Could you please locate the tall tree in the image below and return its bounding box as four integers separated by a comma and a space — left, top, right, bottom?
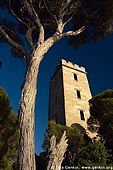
0, 1, 113, 169
88, 89, 113, 163
0, 87, 18, 170
78, 141, 109, 167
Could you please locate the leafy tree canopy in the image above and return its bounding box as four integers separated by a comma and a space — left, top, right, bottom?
43, 120, 84, 150
88, 89, 113, 136
88, 89, 113, 162
43, 120, 85, 167
41, 121, 111, 169
78, 141, 109, 167
0, 0, 113, 63
0, 87, 18, 170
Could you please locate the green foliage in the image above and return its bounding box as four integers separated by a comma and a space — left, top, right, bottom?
70, 0, 113, 48
78, 141, 108, 167
43, 121, 85, 166
88, 89, 113, 162
0, 87, 19, 170
43, 120, 84, 151
0, 87, 11, 115
1, 0, 113, 59
42, 120, 111, 168
89, 89, 113, 138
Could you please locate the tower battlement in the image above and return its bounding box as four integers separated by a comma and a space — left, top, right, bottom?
61, 59, 86, 73
49, 59, 93, 136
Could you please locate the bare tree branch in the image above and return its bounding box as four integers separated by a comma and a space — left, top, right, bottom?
63, 11, 77, 26
59, 0, 72, 20
7, 0, 29, 27
42, 0, 57, 23
8, 0, 36, 52
56, 20, 64, 34
25, 26, 35, 51
0, 26, 30, 67
26, 0, 45, 44
62, 26, 85, 37
51, 25, 85, 45
27, 0, 42, 27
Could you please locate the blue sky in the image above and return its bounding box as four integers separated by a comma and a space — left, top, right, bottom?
0, 32, 113, 155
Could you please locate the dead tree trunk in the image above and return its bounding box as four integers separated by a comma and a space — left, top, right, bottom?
47, 131, 68, 170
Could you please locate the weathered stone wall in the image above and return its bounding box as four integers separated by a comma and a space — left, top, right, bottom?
61, 59, 92, 132
49, 59, 93, 135
48, 65, 66, 125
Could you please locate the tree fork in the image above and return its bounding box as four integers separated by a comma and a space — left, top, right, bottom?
17, 25, 84, 169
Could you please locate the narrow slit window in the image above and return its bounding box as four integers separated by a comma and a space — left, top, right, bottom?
77, 90, 81, 99
80, 110, 85, 121
74, 74, 78, 81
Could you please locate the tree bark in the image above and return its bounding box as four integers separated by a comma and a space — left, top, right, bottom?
18, 38, 56, 170
17, 24, 84, 169
18, 57, 41, 170
47, 131, 68, 170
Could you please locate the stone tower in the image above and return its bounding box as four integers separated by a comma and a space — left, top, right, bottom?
48, 59, 92, 133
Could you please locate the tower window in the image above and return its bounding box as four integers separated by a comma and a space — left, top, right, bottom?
74, 74, 78, 80
77, 90, 81, 99
80, 110, 85, 121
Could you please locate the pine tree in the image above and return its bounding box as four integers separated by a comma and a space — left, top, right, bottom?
0, 87, 18, 170
1, 1, 113, 169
